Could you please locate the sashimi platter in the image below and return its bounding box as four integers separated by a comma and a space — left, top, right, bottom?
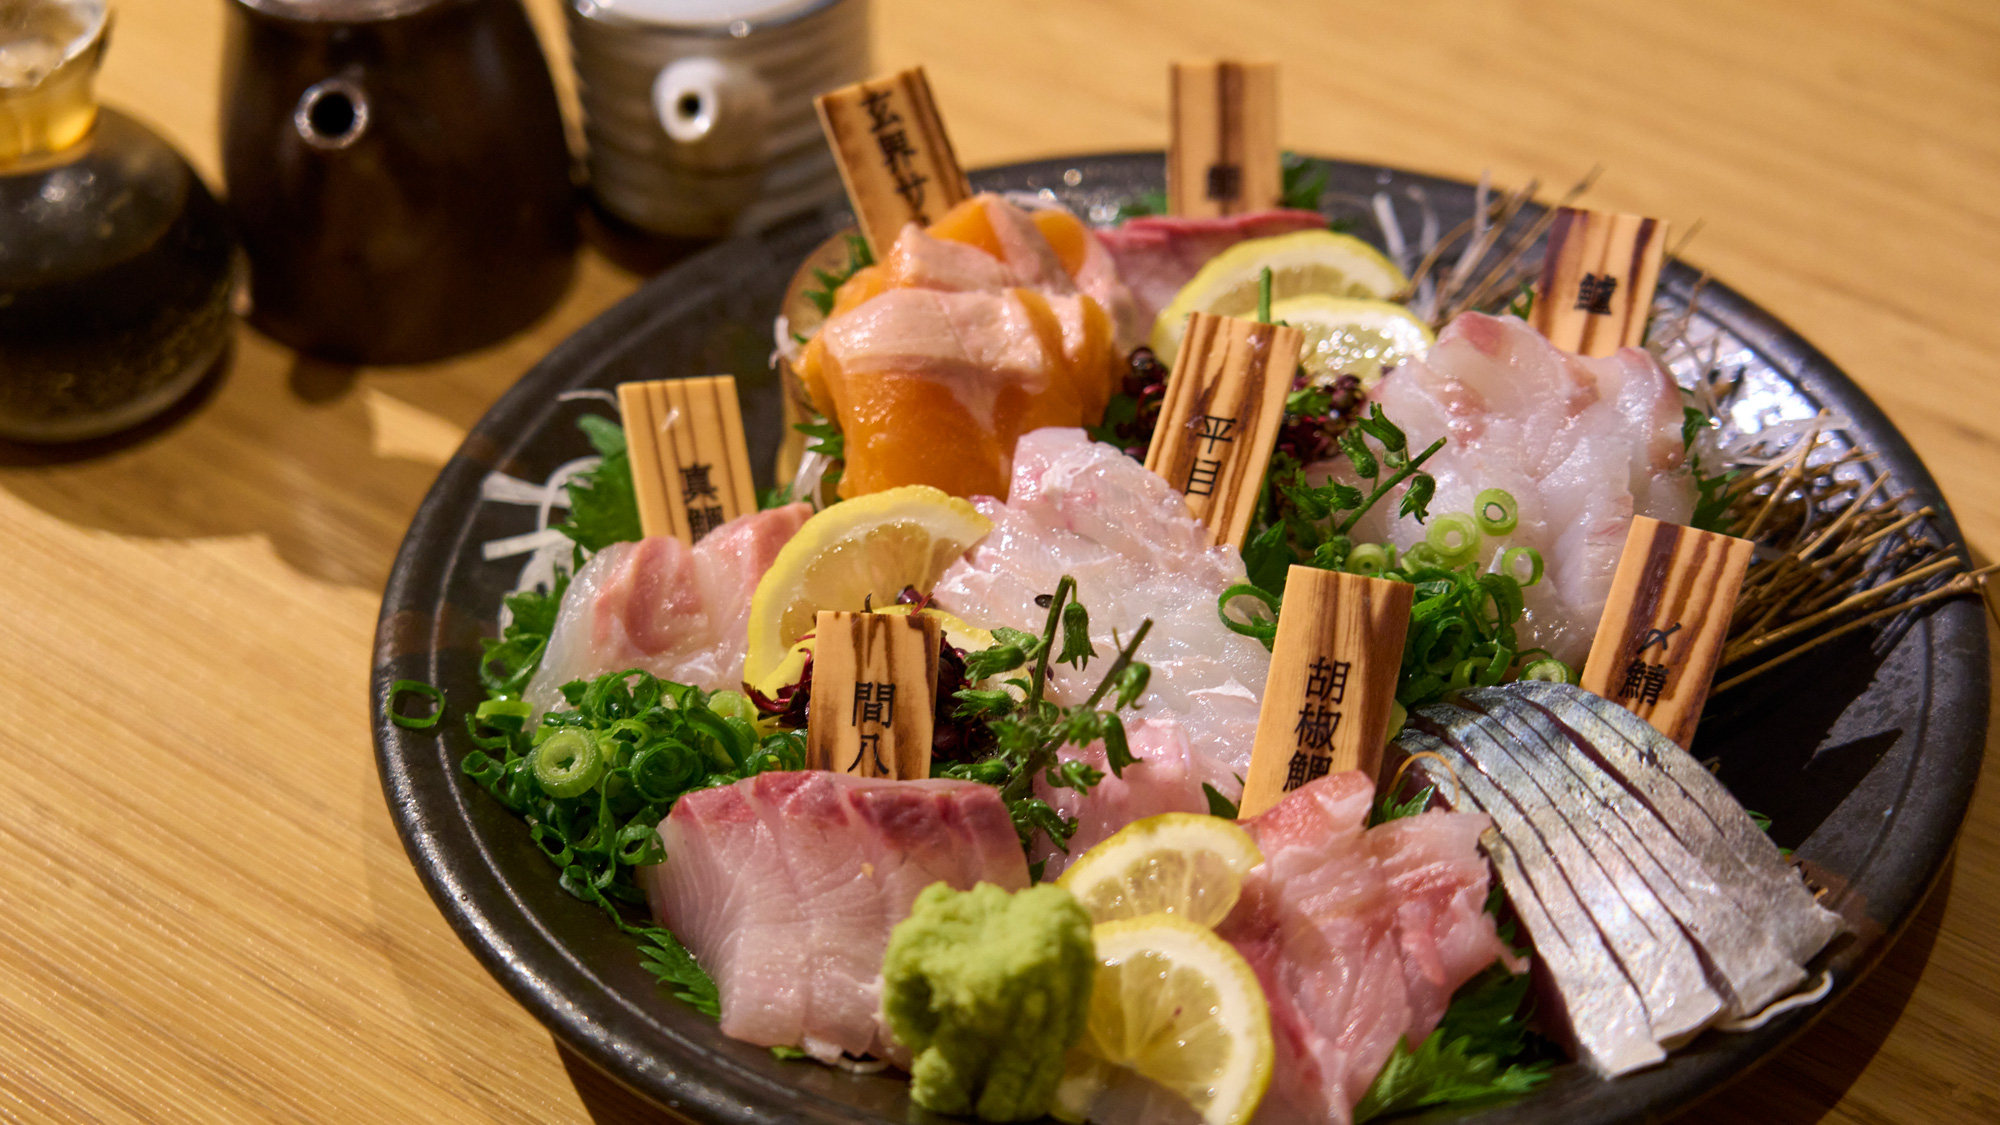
373, 63, 1990, 1125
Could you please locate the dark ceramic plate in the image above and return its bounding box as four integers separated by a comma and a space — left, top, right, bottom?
373, 154, 1989, 1124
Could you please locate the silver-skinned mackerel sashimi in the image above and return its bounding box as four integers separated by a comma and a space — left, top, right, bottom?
1400, 683, 1842, 1076
1462, 689, 1807, 1014
642, 772, 1029, 1065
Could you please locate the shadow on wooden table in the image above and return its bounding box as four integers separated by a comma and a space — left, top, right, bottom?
0, 324, 458, 590
543, 859, 1956, 1125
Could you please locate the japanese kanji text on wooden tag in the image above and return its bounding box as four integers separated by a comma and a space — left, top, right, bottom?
1529, 207, 1669, 357
617, 377, 758, 544
1580, 516, 1755, 748
1237, 567, 1414, 818
1145, 312, 1301, 548
806, 611, 942, 779
815, 66, 970, 257
1168, 60, 1280, 217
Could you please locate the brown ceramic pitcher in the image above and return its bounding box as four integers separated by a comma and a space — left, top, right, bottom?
221, 0, 578, 365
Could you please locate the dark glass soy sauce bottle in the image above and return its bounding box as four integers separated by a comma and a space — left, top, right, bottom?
0, 0, 236, 442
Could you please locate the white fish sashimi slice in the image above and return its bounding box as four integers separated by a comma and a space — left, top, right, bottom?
932, 427, 1271, 798
645, 772, 1028, 1063
1322, 312, 1694, 668
525, 503, 811, 711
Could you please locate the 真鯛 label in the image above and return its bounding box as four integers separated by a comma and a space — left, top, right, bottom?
815, 67, 971, 257
1529, 207, 1669, 357
1145, 312, 1302, 549
1238, 567, 1414, 818
806, 611, 942, 780
1580, 516, 1755, 748
618, 376, 758, 544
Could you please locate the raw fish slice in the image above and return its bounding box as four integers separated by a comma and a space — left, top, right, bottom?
1414, 706, 1724, 1043
526, 503, 813, 712
933, 428, 1271, 798
1463, 690, 1805, 1014
1399, 727, 1665, 1076
1326, 313, 1694, 667
1512, 683, 1842, 965
1092, 209, 1330, 326
646, 772, 1028, 1063
1219, 773, 1511, 1124
1031, 718, 1211, 878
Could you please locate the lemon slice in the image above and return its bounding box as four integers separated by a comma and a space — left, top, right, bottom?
1268, 294, 1434, 385
1152, 230, 1408, 364
743, 486, 992, 687
1058, 813, 1264, 928
1078, 916, 1274, 1125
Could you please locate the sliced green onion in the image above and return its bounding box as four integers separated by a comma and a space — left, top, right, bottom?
386, 680, 445, 729
704, 690, 758, 726
1474, 488, 1518, 535
532, 729, 605, 798
1500, 546, 1544, 587
474, 697, 534, 732
1521, 658, 1577, 684
1347, 543, 1391, 577
1426, 513, 1481, 565
463, 711, 513, 752
1400, 542, 1443, 571
1448, 658, 1480, 691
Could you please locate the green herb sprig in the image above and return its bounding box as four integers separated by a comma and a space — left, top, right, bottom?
1353, 967, 1553, 1122
559, 415, 644, 553
941, 576, 1154, 863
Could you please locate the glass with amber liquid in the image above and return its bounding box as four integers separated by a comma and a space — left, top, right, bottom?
0, 0, 234, 442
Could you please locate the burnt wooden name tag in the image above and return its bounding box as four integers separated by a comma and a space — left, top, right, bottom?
1580, 516, 1755, 747
1144, 312, 1301, 549
1169, 60, 1280, 217
815, 66, 971, 257
1238, 567, 1414, 818
1529, 207, 1668, 357
806, 611, 942, 779
618, 377, 758, 544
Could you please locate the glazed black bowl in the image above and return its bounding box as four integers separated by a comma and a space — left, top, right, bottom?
372, 154, 1988, 1124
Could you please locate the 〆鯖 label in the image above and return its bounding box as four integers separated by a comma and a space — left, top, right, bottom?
1579, 516, 1754, 748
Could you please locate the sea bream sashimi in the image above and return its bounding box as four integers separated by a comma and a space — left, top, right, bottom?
1216, 772, 1514, 1125
525, 503, 812, 712
932, 427, 1272, 803
793, 194, 1138, 501
1320, 312, 1696, 667
643, 771, 1029, 1064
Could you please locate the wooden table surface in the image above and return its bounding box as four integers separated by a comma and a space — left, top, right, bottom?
4, 0, 1995, 1121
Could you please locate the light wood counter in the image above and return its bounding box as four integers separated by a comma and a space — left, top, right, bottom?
3, 1, 1993, 1121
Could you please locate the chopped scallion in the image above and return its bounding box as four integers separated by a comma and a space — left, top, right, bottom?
385, 680, 445, 729
1474, 488, 1518, 535
1521, 658, 1577, 684
532, 729, 605, 798
1348, 543, 1391, 577
1500, 546, 1543, 587
1426, 513, 1481, 566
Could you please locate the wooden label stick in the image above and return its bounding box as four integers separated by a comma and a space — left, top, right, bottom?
1580, 516, 1755, 748
1529, 207, 1669, 356
806, 611, 942, 779
1238, 567, 1414, 819
1168, 60, 1281, 217
815, 66, 971, 257
1144, 312, 1302, 548
617, 376, 758, 544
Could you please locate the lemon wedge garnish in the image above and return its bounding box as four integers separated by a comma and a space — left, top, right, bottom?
1152, 230, 1408, 364
743, 486, 992, 687
1075, 916, 1274, 1125
1058, 813, 1264, 929
1267, 294, 1434, 385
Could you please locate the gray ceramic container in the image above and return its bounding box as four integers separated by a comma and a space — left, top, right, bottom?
566, 0, 869, 239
